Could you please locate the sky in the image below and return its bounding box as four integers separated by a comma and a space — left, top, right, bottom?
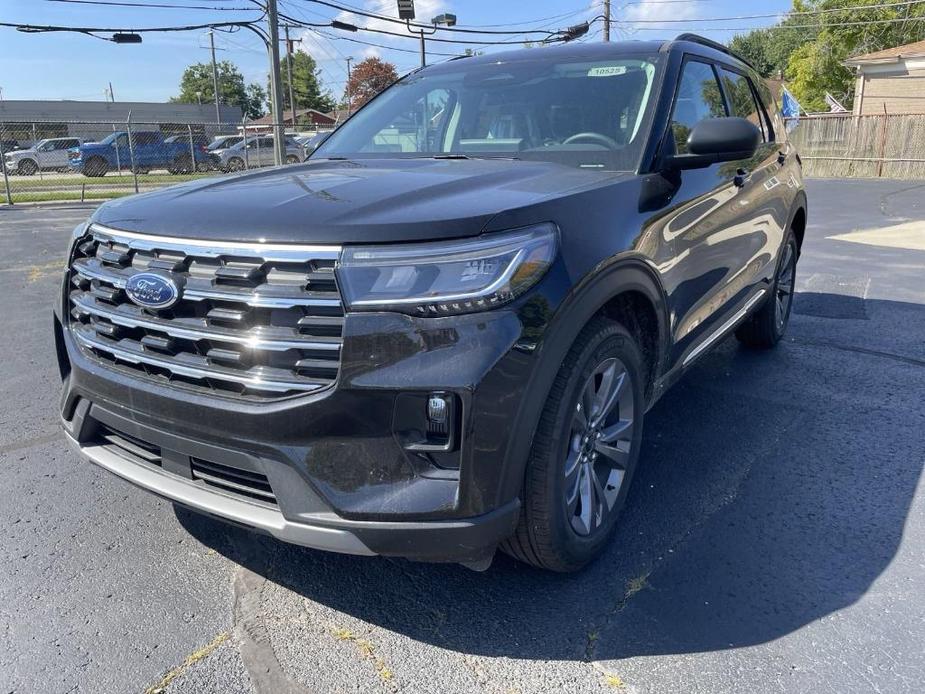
0, 0, 793, 104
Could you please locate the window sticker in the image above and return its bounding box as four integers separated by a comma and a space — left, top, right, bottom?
587, 65, 627, 77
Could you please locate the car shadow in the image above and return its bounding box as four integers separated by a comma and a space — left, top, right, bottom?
177, 293, 924, 662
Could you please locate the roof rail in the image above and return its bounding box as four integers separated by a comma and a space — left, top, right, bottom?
674, 33, 758, 72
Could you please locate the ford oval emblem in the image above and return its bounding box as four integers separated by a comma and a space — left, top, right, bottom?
125, 272, 181, 310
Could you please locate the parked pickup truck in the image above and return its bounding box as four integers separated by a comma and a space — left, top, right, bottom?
68, 131, 209, 177
4, 137, 84, 175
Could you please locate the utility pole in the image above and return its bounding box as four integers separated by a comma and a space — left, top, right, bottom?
283, 24, 297, 128
345, 56, 353, 116
418, 28, 426, 67
209, 29, 221, 123
603, 0, 611, 42
107, 81, 115, 102
266, 0, 286, 165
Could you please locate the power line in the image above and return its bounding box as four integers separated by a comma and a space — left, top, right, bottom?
288, 0, 571, 36
618, 0, 925, 23
626, 16, 925, 31
42, 0, 259, 10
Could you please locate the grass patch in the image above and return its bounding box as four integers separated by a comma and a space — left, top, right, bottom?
9, 172, 214, 188
9, 190, 136, 203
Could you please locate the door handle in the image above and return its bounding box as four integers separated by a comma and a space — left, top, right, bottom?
734, 168, 749, 187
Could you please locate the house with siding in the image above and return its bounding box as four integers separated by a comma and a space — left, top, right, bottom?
845, 39, 925, 115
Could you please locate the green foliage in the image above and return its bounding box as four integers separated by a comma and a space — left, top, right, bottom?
732, 0, 925, 111
173, 60, 266, 119
278, 52, 335, 114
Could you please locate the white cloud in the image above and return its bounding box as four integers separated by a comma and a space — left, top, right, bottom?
621, 0, 701, 37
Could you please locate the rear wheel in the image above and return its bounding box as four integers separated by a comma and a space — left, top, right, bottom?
501, 318, 645, 572
286, 154, 300, 164
83, 157, 108, 177
736, 230, 798, 349
227, 157, 245, 172
168, 155, 192, 175
18, 159, 38, 176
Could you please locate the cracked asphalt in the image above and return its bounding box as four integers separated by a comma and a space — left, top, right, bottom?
2, 178, 924, 694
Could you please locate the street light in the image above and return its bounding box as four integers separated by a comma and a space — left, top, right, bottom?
409, 12, 458, 68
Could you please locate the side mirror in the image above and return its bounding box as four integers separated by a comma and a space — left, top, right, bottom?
665, 117, 760, 171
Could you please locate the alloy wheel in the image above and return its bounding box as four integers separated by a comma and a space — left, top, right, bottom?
775, 241, 796, 331
564, 357, 635, 536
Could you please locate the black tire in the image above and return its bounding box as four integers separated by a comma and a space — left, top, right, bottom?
501, 317, 646, 572
169, 155, 192, 175
83, 157, 108, 177
736, 230, 798, 349
18, 159, 38, 176
286, 154, 300, 164
227, 157, 245, 172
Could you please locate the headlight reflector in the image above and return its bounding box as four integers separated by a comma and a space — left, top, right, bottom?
337, 223, 558, 315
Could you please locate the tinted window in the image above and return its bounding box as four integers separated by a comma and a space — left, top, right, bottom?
718, 68, 767, 141
671, 60, 726, 154
61, 139, 79, 149
134, 132, 160, 145
317, 54, 663, 172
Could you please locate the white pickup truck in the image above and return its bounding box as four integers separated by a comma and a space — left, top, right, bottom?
4, 137, 84, 175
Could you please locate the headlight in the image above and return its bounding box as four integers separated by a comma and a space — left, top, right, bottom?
337, 223, 558, 316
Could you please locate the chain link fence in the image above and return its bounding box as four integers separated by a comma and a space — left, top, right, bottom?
786, 112, 925, 179
1, 119, 333, 204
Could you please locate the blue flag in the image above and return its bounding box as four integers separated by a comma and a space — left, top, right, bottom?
781, 88, 802, 119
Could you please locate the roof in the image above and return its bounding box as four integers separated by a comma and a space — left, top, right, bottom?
422, 37, 752, 74
845, 39, 925, 65
0, 100, 242, 124
250, 108, 335, 125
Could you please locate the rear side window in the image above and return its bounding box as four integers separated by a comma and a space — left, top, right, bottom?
718, 68, 771, 142
670, 60, 726, 154
134, 132, 160, 145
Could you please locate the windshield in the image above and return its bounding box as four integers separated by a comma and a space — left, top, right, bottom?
315, 53, 662, 171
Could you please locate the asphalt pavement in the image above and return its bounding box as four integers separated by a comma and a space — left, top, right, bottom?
1, 179, 923, 694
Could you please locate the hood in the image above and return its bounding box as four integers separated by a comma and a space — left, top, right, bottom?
91, 158, 629, 244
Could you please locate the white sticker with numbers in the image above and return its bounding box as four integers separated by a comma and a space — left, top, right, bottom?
587, 66, 627, 77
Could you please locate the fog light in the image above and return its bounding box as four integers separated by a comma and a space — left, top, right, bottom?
427, 393, 449, 433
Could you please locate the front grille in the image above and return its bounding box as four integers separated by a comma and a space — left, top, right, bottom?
67, 224, 344, 398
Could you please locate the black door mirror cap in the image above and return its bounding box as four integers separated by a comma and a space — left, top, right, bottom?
665, 117, 761, 171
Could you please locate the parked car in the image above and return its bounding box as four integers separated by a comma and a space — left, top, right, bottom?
55, 35, 805, 572
211, 135, 304, 171
208, 135, 244, 151
165, 133, 211, 149
298, 131, 333, 156
4, 137, 84, 175
68, 130, 210, 177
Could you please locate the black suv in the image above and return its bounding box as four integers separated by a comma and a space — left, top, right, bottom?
55, 35, 805, 572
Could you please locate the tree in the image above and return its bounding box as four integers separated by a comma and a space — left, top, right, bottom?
173, 60, 266, 120
346, 57, 399, 109
731, 0, 925, 111
785, 0, 925, 111
277, 51, 335, 116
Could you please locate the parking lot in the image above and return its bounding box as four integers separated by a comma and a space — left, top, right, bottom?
1, 178, 923, 693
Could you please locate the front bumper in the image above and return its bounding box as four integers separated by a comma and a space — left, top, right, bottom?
54, 290, 549, 561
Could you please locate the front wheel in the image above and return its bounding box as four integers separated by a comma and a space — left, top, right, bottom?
18, 159, 38, 176
286, 154, 300, 164
501, 318, 646, 572
736, 230, 798, 349
227, 157, 245, 172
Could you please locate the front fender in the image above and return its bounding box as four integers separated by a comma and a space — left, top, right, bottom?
494, 256, 670, 506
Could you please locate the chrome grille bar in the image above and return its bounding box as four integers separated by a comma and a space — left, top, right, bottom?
70, 291, 340, 352
67, 224, 345, 397
73, 326, 326, 393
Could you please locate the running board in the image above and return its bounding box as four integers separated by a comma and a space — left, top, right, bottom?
682, 289, 768, 368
